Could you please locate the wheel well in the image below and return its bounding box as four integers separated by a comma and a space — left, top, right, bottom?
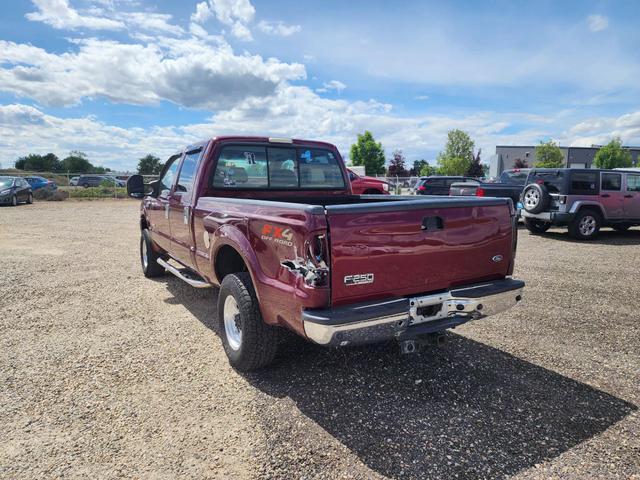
215, 245, 248, 281
140, 216, 149, 230
363, 188, 382, 194
576, 204, 604, 219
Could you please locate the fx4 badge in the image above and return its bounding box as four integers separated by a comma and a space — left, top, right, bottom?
261, 224, 294, 247
344, 273, 374, 286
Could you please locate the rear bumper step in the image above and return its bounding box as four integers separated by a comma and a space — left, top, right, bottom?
302, 278, 524, 346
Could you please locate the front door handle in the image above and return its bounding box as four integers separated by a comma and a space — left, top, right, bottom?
624, 194, 633, 198
601, 194, 610, 198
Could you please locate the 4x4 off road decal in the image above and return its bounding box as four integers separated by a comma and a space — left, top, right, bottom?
261, 224, 294, 247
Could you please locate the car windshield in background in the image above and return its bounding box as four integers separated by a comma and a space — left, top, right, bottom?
499, 170, 529, 185
527, 171, 565, 193
0, 178, 14, 188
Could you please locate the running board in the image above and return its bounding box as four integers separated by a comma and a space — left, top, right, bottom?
157, 258, 212, 288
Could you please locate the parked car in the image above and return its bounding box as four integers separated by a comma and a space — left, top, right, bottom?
520, 168, 640, 240
348, 169, 390, 194
449, 169, 531, 212
77, 175, 122, 187
24, 175, 57, 191
415, 176, 479, 195
0, 176, 33, 206
127, 136, 524, 370
69, 176, 79, 186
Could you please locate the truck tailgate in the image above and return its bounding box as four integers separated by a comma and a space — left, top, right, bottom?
325, 198, 514, 306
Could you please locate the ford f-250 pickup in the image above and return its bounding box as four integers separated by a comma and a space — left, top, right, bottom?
127, 136, 524, 371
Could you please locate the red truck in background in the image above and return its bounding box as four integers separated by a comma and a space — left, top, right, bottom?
348, 169, 390, 194
128, 136, 524, 371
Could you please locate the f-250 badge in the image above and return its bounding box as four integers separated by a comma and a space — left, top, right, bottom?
344, 273, 374, 286
261, 224, 294, 247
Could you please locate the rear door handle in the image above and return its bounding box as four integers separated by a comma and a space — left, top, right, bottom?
422, 216, 444, 231
601, 194, 610, 198
624, 194, 633, 198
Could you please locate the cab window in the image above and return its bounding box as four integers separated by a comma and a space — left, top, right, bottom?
175, 149, 201, 195
627, 174, 640, 192
601, 173, 621, 191
159, 155, 181, 196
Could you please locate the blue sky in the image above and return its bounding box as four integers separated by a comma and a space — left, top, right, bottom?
0, 0, 639, 171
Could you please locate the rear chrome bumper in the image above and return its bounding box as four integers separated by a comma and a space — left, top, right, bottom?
302, 278, 524, 346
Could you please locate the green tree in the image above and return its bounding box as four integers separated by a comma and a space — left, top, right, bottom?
535, 140, 564, 168
411, 159, 427, 176
419, 162, 436, 177
137, 154, 163, 175
61, 151, 93, 173
593, 138, 633, 169
387, 150, 408, 177
442, 129, 475, 162
15, 153, 61, 171
349, 131, 386, 175
437, 129, 474, 175
466, 149, 484, 177
437, 156, 472, 176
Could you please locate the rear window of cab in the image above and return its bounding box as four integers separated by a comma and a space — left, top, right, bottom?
212, 145, 345, 190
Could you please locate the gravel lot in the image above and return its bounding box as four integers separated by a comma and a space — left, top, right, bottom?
1, 200, 639, 479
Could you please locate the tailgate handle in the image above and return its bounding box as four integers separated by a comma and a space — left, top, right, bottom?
421, 216, 444, 231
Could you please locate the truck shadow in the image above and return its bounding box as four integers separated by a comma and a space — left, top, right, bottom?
163, 278, 636, 479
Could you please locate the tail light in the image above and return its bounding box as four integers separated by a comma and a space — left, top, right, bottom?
476, 187, 486, 197
417, 185, 426, 191
558, 195, 567, 204
304, 233, 329, 287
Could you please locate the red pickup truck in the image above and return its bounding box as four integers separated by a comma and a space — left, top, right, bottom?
128, 136, 524, 370
348, 169, 390, 194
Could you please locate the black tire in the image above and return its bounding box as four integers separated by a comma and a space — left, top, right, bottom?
568, 209, 602, 240
26, 193, 33, 204
140, 229, 165, 277
612, 224, 630, 232
11, 195, 17, 206
217, 272, 279, 371
524, 217, 551, 234
522, 183, 550, 214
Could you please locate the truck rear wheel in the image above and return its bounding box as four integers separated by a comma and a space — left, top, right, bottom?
524, 217, 551, 234
217, 272, 279, 371
140, 229, 165, 277
568, 209, 601, 240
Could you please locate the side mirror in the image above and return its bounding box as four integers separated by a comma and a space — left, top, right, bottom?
127, 174, 145, 199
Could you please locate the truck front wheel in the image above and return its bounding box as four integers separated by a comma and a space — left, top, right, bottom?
568, 209, 601, 240
140, 229, 166, 277
217, 272, 279, 371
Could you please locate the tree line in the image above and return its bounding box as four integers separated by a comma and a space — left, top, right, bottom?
349, 130, 635, 177
12, 151, 164, 175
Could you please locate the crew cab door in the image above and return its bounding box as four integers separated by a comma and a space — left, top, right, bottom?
624, 173, 640, 219
600, 172, 624, 219
146, 154, 181, 252
167, 148, 203, 268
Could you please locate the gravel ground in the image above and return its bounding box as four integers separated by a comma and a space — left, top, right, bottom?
1, 200, 639, 479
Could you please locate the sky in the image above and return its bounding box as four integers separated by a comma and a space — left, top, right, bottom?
0, 0, 639, 171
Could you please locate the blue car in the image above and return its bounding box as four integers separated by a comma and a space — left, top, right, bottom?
24, 176, 57, 191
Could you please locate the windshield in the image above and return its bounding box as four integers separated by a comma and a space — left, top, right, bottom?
0, 178, 14, 188
499, 170, 529, 185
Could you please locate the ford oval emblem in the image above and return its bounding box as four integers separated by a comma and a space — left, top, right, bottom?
492, 255, 503, 263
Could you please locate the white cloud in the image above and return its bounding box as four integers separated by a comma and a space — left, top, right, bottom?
0, 37, 305, 109
257, 20, 301, 37
415, 95, 429, 101
210, 0, 255, 25
230, 21, 253, 41
316, 80, 346, 94
587, 14, 609, 32
191, 1, 212, 23
26, 0, 125, 30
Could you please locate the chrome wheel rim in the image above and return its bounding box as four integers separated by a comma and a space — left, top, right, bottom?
579, 215, 596, 236
223, 295, 242, 351
141, 240, 148, 269
524, 189, 539, 209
